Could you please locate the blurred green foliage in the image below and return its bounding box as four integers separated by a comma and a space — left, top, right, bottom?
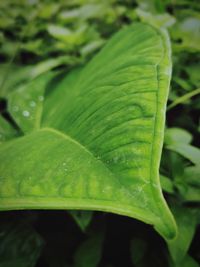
0, 0, 200, 267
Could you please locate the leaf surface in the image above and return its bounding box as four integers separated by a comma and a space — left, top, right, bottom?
0, 115, 18, 142
0, 23, 176, 240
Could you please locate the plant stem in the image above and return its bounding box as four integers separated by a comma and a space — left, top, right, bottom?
167, 88, 200, 110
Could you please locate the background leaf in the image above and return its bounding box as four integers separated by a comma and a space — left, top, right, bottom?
0, 217, 43, 267
167, 205, 199, 264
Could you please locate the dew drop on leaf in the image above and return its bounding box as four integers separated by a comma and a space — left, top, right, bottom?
22, 110, 30, 117
29, 101, 36, 107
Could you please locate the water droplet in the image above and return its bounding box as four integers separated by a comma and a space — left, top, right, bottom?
38, 95, 44, 102
12, 106, 19, 112
22, 110, 30, 117
29, 101, 36, 107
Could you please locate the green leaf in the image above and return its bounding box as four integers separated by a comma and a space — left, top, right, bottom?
177, 165, 200, 202
0, 220, 43, 267
169, 254, 200, 267
8, 72, 55, 133
167, 88, 200, 110
130, 238, 147, 267
164, 127, 193, 145
160, 175, 174, 194
0, 115, 18, 142
179, 185, 200, 202
171, 17, 200, 52
178, 255, 200, 267
167, 205, 199, 264
166, 144, 200, 165
47, 24, 88, 46
184, 165, 200, 187
136, 9, 176, 28
0, 64, 33, 98
59, 4, 106, 22
0, 23, 177, 240
73, 230, 104, 267
69, 210, 93, 232
165, 128, 200, 165
30, 57, 80, 79
185, 63, 200, 88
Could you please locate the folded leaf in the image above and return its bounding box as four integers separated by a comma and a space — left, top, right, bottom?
0, 23, 177, 240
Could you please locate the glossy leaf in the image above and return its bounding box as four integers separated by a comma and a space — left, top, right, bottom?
0, 23, 176, 240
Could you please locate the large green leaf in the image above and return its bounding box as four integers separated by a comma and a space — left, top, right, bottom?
0, 23, 177, 240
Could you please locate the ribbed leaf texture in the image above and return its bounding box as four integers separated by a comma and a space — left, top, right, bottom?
0, 23, 177, 240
